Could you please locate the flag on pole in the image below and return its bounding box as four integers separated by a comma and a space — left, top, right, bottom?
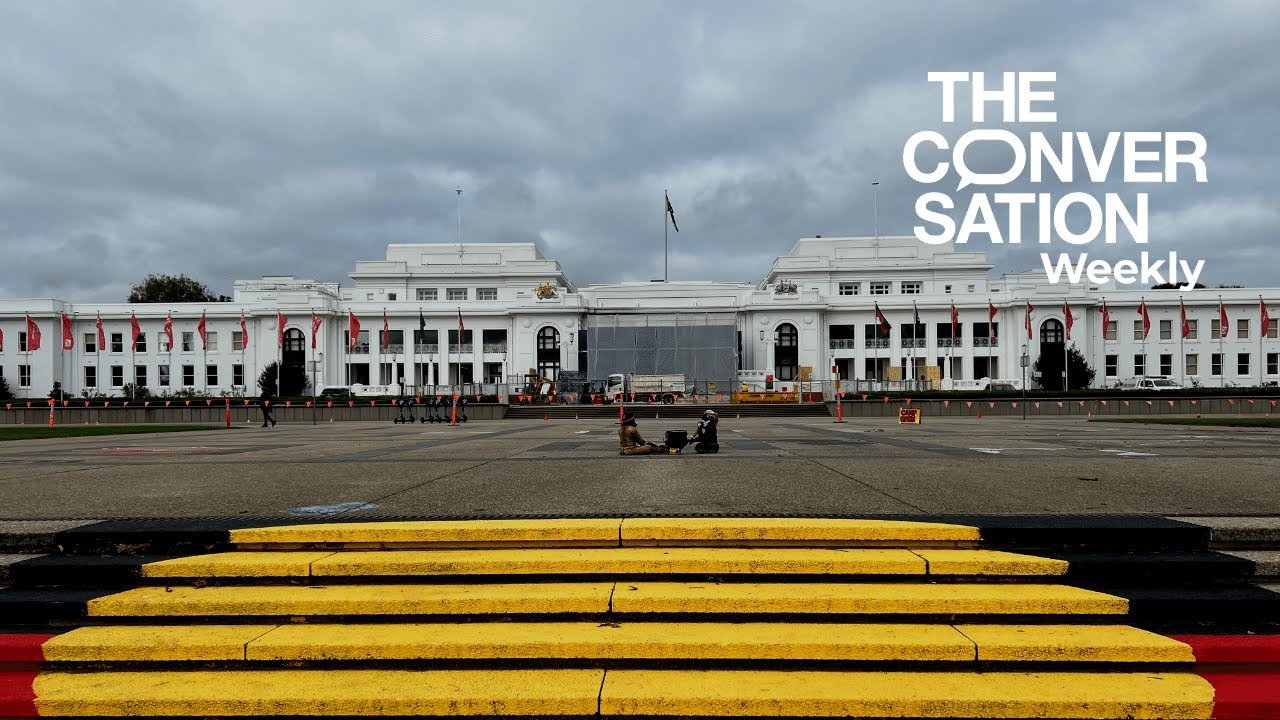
1025, 302, 1034, 340
950, 302, 959, 342
874, 303, 891, 336
96, 312, 106, 350
0, 328, 4, 352
129, 313, 141, 350
988, 302, 997, 342
1263, 297, 1271, 333
164, 313, 174, 350
60, 313, 73, 350
1180, 299, 1190, 339
1219, 300, 1229, 338
418, 310, 427, 346
382, 310, 390, 350
1138, 300, 1151, 338
457, 308, 465, 334
1101, 301, 1110, 338
240, 311, 248, 349
26, 314, 42, 351
197, 311, 208, 350
665, 192, 679, 232
348, 311, 361, 349
277, 312, 287, 347
1064, 302, 1073, 341
311, 312, 321, 349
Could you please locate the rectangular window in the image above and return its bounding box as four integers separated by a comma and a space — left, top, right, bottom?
1238, 353, 1250, 375
838, 282, 859, 296
1133, 320, 1145, 340
19, 332, 28, 352
182, 365, 195, 387
1159, 354, 1172, 375
1211, 353, 1222, 376
158, 331, 170, 352
870, 282, 891, 295
447, 329, 474, 345
19, 365, 31, 388
417, 288, 437, 301
1186, 354, 1198, 376
111, 333, 124, 353
944, 285, 952, 294
1238, 319, 1250, 339
477, 288, 498, 301
446, 288, 468, 301
206, 365, 218, 386
232, 331, 243, 351
1211, 319, 1222, 338
387, 293, 397, 301
345, 330, 370, 352
1134, 354, 1146, 376
1186, 319, 1198, 340
1105, 355, 1118, 377
159, 365, 170, 387
1105, 321, 1117, 341
134, 365, 146, 387
901, 281, 922, 295
1268, 353, 1278, 375
84, 333, 97, 353
1160, 320, 1172, 340
233, 364, 244, 386
111, 366, 124, 387
182, 332, 194, 352
206, 332, 218, 352
135, 332, 146, 353
1267, 319, 1278, 338
967, 284, 976, 292
84, 366, 96, 388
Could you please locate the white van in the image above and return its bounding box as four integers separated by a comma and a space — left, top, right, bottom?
1118, 376, 1183, 390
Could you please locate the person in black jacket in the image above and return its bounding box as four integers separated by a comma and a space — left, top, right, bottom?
258, 390, 277, 428
690, 410, 719, 453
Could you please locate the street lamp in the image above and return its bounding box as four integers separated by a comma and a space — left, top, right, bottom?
1020, 343, 1029, 420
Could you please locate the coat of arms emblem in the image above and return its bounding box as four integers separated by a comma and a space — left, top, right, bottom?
536, 283, 559, 299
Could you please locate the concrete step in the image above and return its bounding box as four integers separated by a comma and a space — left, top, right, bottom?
506, 403, 831, 419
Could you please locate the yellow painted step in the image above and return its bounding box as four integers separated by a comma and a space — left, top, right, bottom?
31, 669, 1214, 717
88, 583, 1125, 618
611, 583, 1127, 615
600, 670, 1213, 718
230, 519, 624, 549
42, 625, 278, 662
33, 669, 603, 716
140, 548, 1062, 579
88, 583, 614, 617
229, 518, 982, 549
618, 518, 981, 547
956, 624, 1195, 663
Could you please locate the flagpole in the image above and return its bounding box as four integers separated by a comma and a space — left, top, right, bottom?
1064, 307, 1069, 392
1260, 296, 1265, 389
1219, 295, 1225, 388
663, 189, 668, 283
1179, 299, 1185, 387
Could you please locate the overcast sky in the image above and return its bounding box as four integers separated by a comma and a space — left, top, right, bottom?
1, 1, 1275, 301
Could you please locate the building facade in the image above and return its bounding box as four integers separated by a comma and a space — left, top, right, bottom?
2, 237, 1276, 398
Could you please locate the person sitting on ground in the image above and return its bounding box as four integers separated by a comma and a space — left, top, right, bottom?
618, 409, 665, 455
690, 409, 719, 454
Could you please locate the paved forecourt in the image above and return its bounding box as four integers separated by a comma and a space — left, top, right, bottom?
0, 416, 1278, 519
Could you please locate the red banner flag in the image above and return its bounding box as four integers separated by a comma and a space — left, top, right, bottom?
197, 311, 208, 350
240, 311, 248, 349
61, 313, 73, 350
349, 311, 361, 349
1138, 301, 1151, 338
383, 311, 390, 350
129, 313, 141, 350
1180, 300, 1190, 339
26, 314, 42, 351
311, 312, 322, 349
1025, 302, 1034, 340
96, 312, 105, 350
1100, 301, 1110, 339
988, 302, 997, 341
1262, 297, 1271, 332
1063, 302, 1073, 341
164, 313, 174, 350
1219, 300, 1229, 338
0, 327, 4, 352
950, 303, 959, 342
277, 312, 287, 347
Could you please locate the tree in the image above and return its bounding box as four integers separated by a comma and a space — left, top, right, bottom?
1033, 345, 1096, 391
128, 274, 225, 303
258, 361, 310, 397
120, 383, 151, 400
1152, 282, 1206, 290
48, 381, 71, 400
0, 374, 12, 401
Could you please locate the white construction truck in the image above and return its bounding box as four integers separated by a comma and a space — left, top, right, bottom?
604, 373, 687, 404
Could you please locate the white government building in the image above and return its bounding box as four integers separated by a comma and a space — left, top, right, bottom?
1, 237, 1276, 398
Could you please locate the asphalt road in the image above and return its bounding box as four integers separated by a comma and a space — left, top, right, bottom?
1, 417, 1277, 519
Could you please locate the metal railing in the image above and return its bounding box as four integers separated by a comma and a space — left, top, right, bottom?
867, 339, 890, 349
973, 337, 1000, 348
483, 343, 508, 353
829, 339, 857, 350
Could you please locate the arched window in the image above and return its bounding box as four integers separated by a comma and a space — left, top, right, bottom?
536, 326, 561, 380
1040, 319, 1064, 344
283, 328, 305, 353
774, 323, 799, 381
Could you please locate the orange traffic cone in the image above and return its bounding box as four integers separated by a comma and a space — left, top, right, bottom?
977, 411, 982, 419
544, 413, 549, 422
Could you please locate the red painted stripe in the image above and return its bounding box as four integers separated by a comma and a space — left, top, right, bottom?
1201, 672, 1280, 719
0, 671, 38, 716
0, 635, 53, 664
1172, 634, 1280, 664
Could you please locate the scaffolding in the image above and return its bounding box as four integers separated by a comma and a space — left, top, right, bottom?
583, 312, 740, 388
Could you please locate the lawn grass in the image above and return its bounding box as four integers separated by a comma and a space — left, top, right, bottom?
1091, 417, 1280, 428
0, 425, 230, 441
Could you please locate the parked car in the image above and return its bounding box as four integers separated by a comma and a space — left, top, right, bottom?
1117, 376, 1183, 390
319, 386, 355, 398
